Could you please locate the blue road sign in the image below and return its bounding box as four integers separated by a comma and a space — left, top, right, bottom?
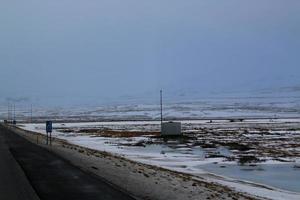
46, 121, 52, 133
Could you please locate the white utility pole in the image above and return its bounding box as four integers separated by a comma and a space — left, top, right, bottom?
31, 104, 33, 123
160, 90, 163, 128
13, 104, 15, 122
7, 102, 9, 121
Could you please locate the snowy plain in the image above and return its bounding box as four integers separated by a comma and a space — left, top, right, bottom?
19, 118, 300, 200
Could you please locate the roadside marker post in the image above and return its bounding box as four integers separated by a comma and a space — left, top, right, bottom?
160, 90, 163, 132
46, 121, 53, 146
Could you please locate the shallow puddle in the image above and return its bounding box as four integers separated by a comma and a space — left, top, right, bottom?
199, 163, 300, 192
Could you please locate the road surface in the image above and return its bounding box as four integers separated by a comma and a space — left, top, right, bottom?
0, 124, 135, 200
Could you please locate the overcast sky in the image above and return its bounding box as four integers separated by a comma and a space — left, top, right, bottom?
1, 0, 300, 105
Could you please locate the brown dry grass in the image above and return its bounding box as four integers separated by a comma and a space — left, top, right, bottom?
59, 128, 160, 138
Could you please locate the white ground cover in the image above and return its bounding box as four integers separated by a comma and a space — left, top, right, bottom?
2, 95, 300, 121
19, 119, 300, 200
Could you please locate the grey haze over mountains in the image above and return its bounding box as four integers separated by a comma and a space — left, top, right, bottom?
1, 0, 300, 107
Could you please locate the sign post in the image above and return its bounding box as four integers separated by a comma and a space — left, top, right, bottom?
46, 121, 53, 145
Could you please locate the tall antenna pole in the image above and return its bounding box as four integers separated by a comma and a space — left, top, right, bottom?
13, 104, 15, 122
31, 104, 33, 123
160, 90, 163, 127
11, 104, 12, 122
9, 103, 11, 122
7, 102, 9, 122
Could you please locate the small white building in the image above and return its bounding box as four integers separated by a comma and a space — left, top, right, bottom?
161, 122, 182, 136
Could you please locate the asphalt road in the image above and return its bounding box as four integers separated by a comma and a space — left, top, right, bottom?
0, 124, 135, 200
0, 127, 39, 200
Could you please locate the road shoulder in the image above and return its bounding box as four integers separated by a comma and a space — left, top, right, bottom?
0, 129, 40, 200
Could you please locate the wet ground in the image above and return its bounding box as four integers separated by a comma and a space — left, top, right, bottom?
1, 125, 135, 200
19, 118, 300, 193
200, 163, 300, 192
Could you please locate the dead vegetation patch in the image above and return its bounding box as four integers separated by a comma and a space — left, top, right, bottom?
238, 155, 261, 165
59, 128, 160, 138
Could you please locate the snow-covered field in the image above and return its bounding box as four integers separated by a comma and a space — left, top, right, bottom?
2, 94, 300, 122
18, 118, 300, 200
